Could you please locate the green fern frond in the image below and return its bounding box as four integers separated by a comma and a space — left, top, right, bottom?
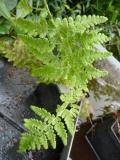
14, 17, 48, 36
70, 108, 79, 118
19, 133, 34, 152
24, 118, 43, 129
19, 98, 80, 152
56, 108, 73, 134
0, 38, 39, 68
0, 5, 111, 153
54, 120, 67, 145
31, 106, 52, 122
46, 126, 56, 149
75, 15, 108, 32
92, 33, 110, 44
1, 15, 110, 86
14, 18, 37, 34
31, 65, 63, 83
64, 114, 74, 135
19, 35, 51, 55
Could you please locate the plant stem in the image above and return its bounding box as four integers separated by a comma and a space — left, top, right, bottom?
43, 0, 56, 27
43, 0, 52, 18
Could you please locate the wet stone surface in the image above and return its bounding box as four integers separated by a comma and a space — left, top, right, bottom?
88, 79, 120, 117
0, 117, 27, 160
0, 59, 36, 160
0, 59, 37, 125
0, 58, 63, 160
96, 56, 120, 89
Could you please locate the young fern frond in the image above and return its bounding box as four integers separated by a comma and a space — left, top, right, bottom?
19, 100, 79, 152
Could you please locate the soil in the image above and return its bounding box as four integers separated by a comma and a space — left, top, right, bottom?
70, 122, 98, 160
86, 116, 120, 160
111, 121, 120, 150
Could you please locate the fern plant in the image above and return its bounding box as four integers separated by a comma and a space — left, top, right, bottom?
0, 0, 111, 153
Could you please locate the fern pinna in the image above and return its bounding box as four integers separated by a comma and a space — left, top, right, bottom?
0, 0, 111, 153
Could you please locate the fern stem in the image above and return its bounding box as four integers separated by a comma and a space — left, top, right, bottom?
42, 102, 69, 131
43, 0, 56, 27
43, 0, 52, 18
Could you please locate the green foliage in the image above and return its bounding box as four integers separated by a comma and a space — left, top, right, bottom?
106, 25, 120, 61
0, 19, 11, 34
16, 0, 33, 18
19, 101, 79, 152
0, 0, 111, 153
0, 15, 111, 85
83, 0, 120, 24
45, 0, 120, 21
0, 0, 12, 19
54, 0, 120, 61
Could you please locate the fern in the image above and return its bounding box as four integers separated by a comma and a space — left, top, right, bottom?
19, 101, 78, 152
0, 0, 112, 153
19, 87, 81, 152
